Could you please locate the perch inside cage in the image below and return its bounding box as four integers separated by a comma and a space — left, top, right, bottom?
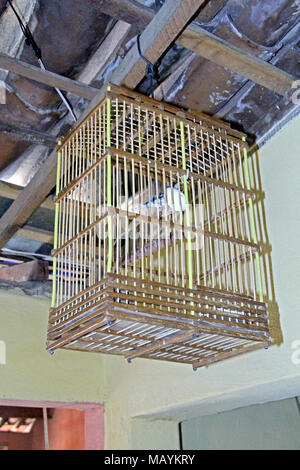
47, 84, 270, 368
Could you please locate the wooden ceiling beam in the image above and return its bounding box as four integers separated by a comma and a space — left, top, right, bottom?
92, 0, 154, 29
0, 120, 57, 147
0, 0, 206, 249
178, 24, 295, 96
0, 259, 49, 282
0, 145, 58, 247
0, 181, 54, 211
81, 0, 206, 122
94, 0, 295, 96
119, 0, 205, 90
0, 53, 99, 100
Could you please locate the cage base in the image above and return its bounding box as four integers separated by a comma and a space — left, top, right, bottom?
47, 274, 269, 367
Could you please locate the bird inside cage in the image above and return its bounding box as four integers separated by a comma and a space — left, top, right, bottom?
144, 184, 186, 212
126, 183, 186, 216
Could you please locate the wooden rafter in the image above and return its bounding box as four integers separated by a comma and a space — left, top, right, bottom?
82, 0, 207, 121
0, 0, 206, 249
77, 20, 131, 85
0, 53, 99, 100
0, 259, 49, 282
0, 181, 54, 211
1, 1, 291, 99
178, 24, 294, 96
95, 0, 295, 96
0, 120, 57, 147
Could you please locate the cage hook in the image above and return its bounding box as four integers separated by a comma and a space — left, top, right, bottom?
137, 34, 157, 98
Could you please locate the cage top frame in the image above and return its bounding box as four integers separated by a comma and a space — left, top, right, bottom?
57, 83, 248, 151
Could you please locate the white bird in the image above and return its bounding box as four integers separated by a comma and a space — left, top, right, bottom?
144, 185, 186, 212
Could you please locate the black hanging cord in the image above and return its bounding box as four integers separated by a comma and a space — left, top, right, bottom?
137, 34, 157, 98
155, 0, 163, 8
7, 0, 77, 121
7, 0, 41, 60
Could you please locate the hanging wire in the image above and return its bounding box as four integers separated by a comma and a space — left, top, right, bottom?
38, 59, 77, 121
7, 0, 77, 121
136, 34, 157, 98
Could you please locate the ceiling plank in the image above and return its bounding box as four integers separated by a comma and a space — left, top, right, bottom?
153, 52, 198, 100
17, 226, 54, 245
77, 20, 132, 85
92, 0, 154, 29
178, 24, 295, 96
0, 120, 57, 147
94, 0, 295, 96
0, 0, 206, 249
0, 53, 100, 100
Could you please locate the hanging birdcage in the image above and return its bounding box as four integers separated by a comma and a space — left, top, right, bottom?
47, 84, 270, 368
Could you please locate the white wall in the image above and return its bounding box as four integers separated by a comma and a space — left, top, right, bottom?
0, 292, 104, 403
130, 418, 179, 450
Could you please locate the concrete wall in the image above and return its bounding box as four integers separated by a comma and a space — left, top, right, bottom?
181, 397, 300, 450
130, 418, 180, 450
0, 115, 299, 449
0, 292, 105, 403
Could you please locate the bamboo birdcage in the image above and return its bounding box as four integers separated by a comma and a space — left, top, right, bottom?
47, 84, 270, 368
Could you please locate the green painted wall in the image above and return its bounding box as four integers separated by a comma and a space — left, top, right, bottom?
181, 397, 300, 450
130, 418, 179, 450
0, 292, 104, 403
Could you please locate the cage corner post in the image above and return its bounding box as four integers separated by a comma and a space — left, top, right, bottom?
242, 137, 264, 303
106, 86, 113, 275
51, 139, 62, 309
